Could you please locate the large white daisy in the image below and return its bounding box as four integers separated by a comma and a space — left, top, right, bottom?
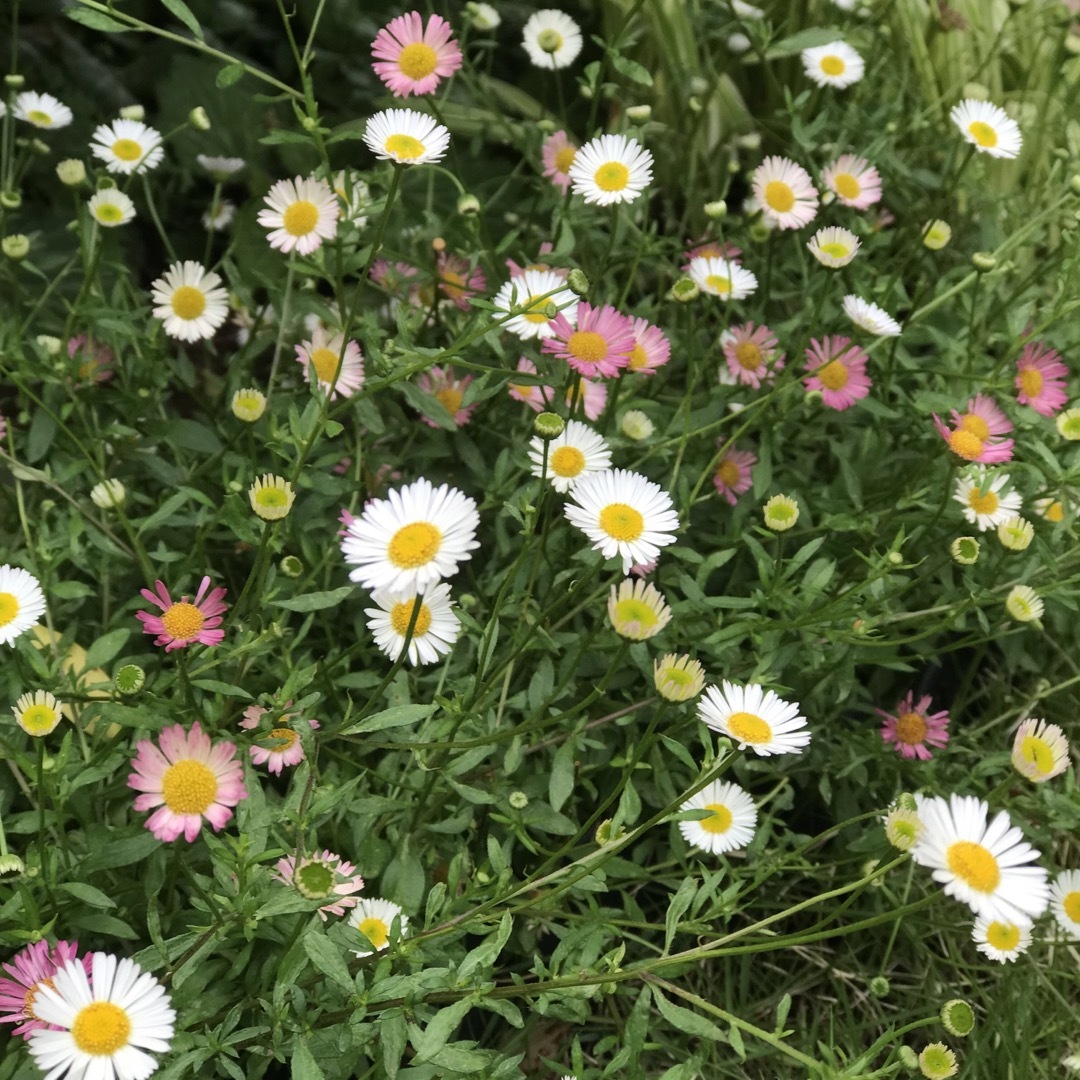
89, 119, 164, 175
842, 294, 901, 337
698, 681, 811, 756
150, 260, 229, 342
751, 156, 819, 230
688, 256, 758, 300
13, 91, 73, 129
910, 794, 1049, 926
522, 9, 583, 69
563, 468, 678, 573
568, 133, 654, 206
953, 469, 1021, 532
0, 564, 47, 647
365, 583, 461, 666
257, 176, 340, 256
492, 268, 578, 340
971, 916, 1031, 963
363, 108, 450, 165
340, 477, 480, 594
801, 41, 864, 89
347, 898, 409, 953
528, 419, 611, 492
950, 99, 1022, 160
679, 779, 757, 855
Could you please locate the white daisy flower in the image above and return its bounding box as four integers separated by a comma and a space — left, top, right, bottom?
332, 169, 370, 227
87, 188, 136, 228
0, 564, 47, 647
1011, 718, 1069, 783
911, 794, 1050, 926
150, 260, 229, 342
196, 153, 245, 178
89, 118, 164, 175
950, 99, 1022, 160
528, 419, 611, 492
12, 689, 63, 737
568, 133, 654, 206
563, 467, 679, 573
202, 199, 236, 232
348, 897, 408, 953
807, 226, 860, 268
492, 268, 578, 340
13, 90, 73, 129
801, 41, 864, 89
1049, 869, 1080, 936
365, 582, 461, 666
257, 176, 340, 256
972, 916, 1032, 963
678, 779, 757, 855
522, 9, 583, 70
842, 294, 901, 337
698, 681, 811, 757
751, 156, 819, 230
340, 477, 480, 594
363, 108, 451, 165
27, 952, 176, 1080
688, 256, 758, 300
953, 469, 1021, 532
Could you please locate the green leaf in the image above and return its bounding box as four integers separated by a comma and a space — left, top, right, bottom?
548, 739, 576, 812
457, 912, 513, 982
290, 1041, 327, 1080
413, 999, 474, 1062
303, 928, 355, 992
160, 0, 202, 38
84, 629, 131, 670
664, 877, 697, 955
650, 985, 728, 1042
190, 679, 254, 699
609, 52, 653, 86
69, 913, 139, 939
216, 62, 245, 88
66, 7, 129, 31
27, 409, 56, 463
765, 28, 843, 58
381, 1010, 408, 1079
80, 833, 161, 873
775, 992, 792, 1034
729, 1023, 746, 1059
338, 703, 437, 735
59, 882, 117, 910
272, 586, 356, 612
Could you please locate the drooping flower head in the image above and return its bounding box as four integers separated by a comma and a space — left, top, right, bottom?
721, 322, 784, 388
876, 692, 950, 760
150, 260, 229, 342
933, 394, 1014, 464
241, 703, 319, 775
543, 302, 636, 378
273, 849, 364, 920
803, 336, 871, 410
950, 98, 1022, 159
569, 133, 654, 206
751, 156, 819, 229
258, 176, 340, 256
1015, 341, 1068, 416
713, 443, 756, 505
365, 583, 462, 666
529, 418, 611, 492
0, 941, 90, 1039
0, 564, 46, 648
371, 12, 462, 97
626, 317, 671, 375
542, 130, 578, 192
688, 257, 758, 301
842, 294, 901, 337
135, 576, 228, 651
295, 327, 365, 399
416, 366, 475, 428
698, 681, 811, 756
822, 154, 882, 209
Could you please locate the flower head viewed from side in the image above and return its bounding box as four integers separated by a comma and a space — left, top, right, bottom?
713, 443, 757, 505
258, 176, 339, 256
371, 11, 463, 97
688, 256, 758, 301
876, 692, 950, 760
722, 322, 784, 388
569, 133, 654, 206
1011, 718, 1069, 783
679, 779, 757, 854
128, 721, 247, 842
88, 189, 135, 228
807, 226, 860, 268
1015, 341, 1068, 416
273, 849, 364, 920
136, 576, 228, 651
626, 317, 671, 375
150, 260, 229, 342
1049, 869, 1080, 936
0, 564, 47, 647
89, 119, 164, 174
842, 294, 901, 337
0, 940, 89, 1039
934, 394, 1015, 464
436, 252, 486, 311
543, 301, 636, 378
950, 98, 1022, 159
363, 108, 451, 165
12, 690, 64, 737
802, 41, 864, 88
529, 418, 611, 492
416, 365, 475, 427
822, 154, 882, 208
752, 156, 819, 229
803, 336, 871, 410
522, 9, 583, 69
607, 578, 671, 641
348, 898, 409, 953
295, 327, 365, 398
493, 268, 579, 340
542, 130, 577, 192
698, 681, 811, 756
654, 654, 706, 702
1005, 584, 1043, 623
365, 584, 462, 666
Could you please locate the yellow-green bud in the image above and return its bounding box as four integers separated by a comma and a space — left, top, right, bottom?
626, 104, 651, 124
508, 791, 529, 809
940, 999, 975, 1038
0, 190, 21, 210
280, 555, 304, 578
923, 220, 951, 250
971, 251, 996, 273
457, 193, 480, 216
114, 664, 146, 695
534, 412, 565, 440
566, 268, 590, 297
5, 74, 25, 89
90, 479, 126, 510
1070, 174, 1080, 197
3, 234, 30, 260
704, 199, 727, 219
189, 106, 211, 131
119, 104, 145, 121
669, 277, 699, 303
0, 853, 26, 877
869, 976, 890, 999
35, 335, 62, 356
56, 158, 86, 186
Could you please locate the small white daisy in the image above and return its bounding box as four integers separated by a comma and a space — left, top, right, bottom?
972, 916, 1032, 963
1049, 869, 1080, 936
366, 583, 461, 666
842, 294, 901, 337
492, 268, 578, 340
563, 467, 679, 573
347, 897, 408, 953
12, 689, 63, 737
679, 779, 757, 855
257, 176, 340, 256
953, 469, 1022, 532
698, 681, 811, 756
89, 118, 164, 175
528, 419, 611, 493
196, 153, 245, 178
751, 156, 819, 230
202, 198, 236, 232
911, 794, 1049, 926
688, 256, 758, 300
13, 90, 73, 129
522, 9, 583, 70
950, 99, 1023, 160
87, 188, 136, 228
340, 477, 480, 594
150, 260, 229, 342
801, 41, 864, 89
568, 133, 654, 206
807, 226, 860, 268
0, 564, 47, 647
363, 108, 451, 165
1011, 718, 1069, 783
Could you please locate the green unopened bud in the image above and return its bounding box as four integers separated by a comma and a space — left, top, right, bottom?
0, 853, 25, 877
923, 219, 951, 250
669, 277, 699, 303
536, 118, 556, 134
508, 790, 529, 809
626, 104, 651, 124
5, 74, 25, 89
804, 389, 824, 409
688, 95, 703, 113
566, 268, 590, 297
543, 300, 559, 319
301, 115, 318, 131
950, 536, 980, 565
3, 234, 30, 260
114, 664, 146, 696
457, 193, 480, 216
189, 106, 211, 131
56, 158, 86, 186
972, 251, 996, 273
898, 1046, 919, 1071
579, 84, 594, 100
36, 335, 62, 356
0, 190, 21, 210
96, 175, 118, 191
31, 139, 50, 156
749, 222, 771, 243
940, 999, 975, 1038
90, 479, 126, 510
869, 976, 890, 999
704, 199, 727, 219
534, 412, 565, 440
119, 104, 145, 121
1070, 174, 1080, 197
1066, 33, 1080, 56
896, 792, 918, 812
279, 555, 304, 578
595, 818, 626, 846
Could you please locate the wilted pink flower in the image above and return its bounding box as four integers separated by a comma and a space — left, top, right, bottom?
241, 703, 320, 775
437, 252, 486, 311
67, 335, 115, 385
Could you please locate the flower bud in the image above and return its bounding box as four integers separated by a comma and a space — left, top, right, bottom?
508, 790, 529, 809
533, 412, 565, 440
626, 104, 651, 124
763, 494, 799, 532
119, 104, 145, 121
279, 555, 304, 578
898, 1046, 919, 1071
90, 478, 126, 510
31, 139, 50, 156
0, 853, 26, 877
56, 158, 86, 186
36, 335, 61, 356
669, 277, 700, 303
466, 2, 501, 31
0, 190, 21, 210
620, 410, 654, 440
189, 106, 211, 130
923, 219, 951, 250
1070, 174, 1080, 197
114, 664, 146, 695
704, 199, 727, 219
4, 74, 25, 89
940, 999, 975, 1038
566, 268, 590, 297
536, 118, 557, 134
869, 976, 890, 999
2, 234, 30, 260
971, 251, 996, 273
231, 387, 267, 422
950, 536, 979, 565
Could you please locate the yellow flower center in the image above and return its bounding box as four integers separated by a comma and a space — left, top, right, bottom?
537, 28, 564, 53
819, 241, 850, 259
1045, 500, 1064, 522
960, 414, 991, 440
894, 711, 927, 745
734, 342, 762, 370
614, 598, 659, 630
833, 172, 861, 200
389, 599, 433, 637
28, 109, 53, 125
255, 485, 288, 509
628, 343, 649, 370
282, 199, 319, 237
160, 601, 205, 640
819, 54, 846, 76
946, 840, 1000, 893
947, 429, 985, 461
435, 387, 464, 415
968, 489, 998, 515
985, 921, 1020, 950
599, 502, 644, 542
0, 592, 19, 628
440, 270, 467, 300
705, 275, 732, 295
397, 42, 438, 81
554, 146, 577, 173
23, 977, 55, 1020
763, 180, 795, 213
309, 347, 342, 383
20, 704, 58, 735
161, 758, 219, 815
726, 711, 772, 744
523, 294, 552, 324
594, 162, 630, 193
267, 727, 299, 752
716, 458, 740, 488
1019, 367, 1043, 399
567, 330, 609, 365
111, 138, 143, 162
385, 133, 425, 160
661, 665, 693, 687
699, 802, 733, 834
1017, 735, 1054, 776
72, 1001, 132, 1056
1063, 891, 1080, 924
968, 120, 998, 148
170, 285, 206, 321
95, 203, 124, 224
388, 522, 442, 568
817, 359, 849, 391
358, 916, 389, 948
550, 445, 586, 477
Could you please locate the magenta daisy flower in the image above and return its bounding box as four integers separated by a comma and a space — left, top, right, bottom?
371, 11, 462, 97
240, 703, 319, 776
876, 692, 950, 760
274, 850, 365, 921
804, 336, 872, 410
821, 154, 882, 209
542, 130, 577, 192
507, 357, 552, 412
416, 365, 476, 428
933, 394, 1015, 464
437, 252, 486, 311
543, 302, 636, 379
714, 443, 756, 505
135, 576, 228, 652
722, 322, 785, 389
127, 721, 247, 842
1015, 341, 1068, 417
565, 376, 608, 421
295, 327, 365, 399
0, 941, 90, 1039
626, 317, 671, 375
681, 238, 742, 271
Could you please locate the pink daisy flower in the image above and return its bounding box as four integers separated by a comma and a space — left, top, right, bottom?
0, 941, 90, 1039
241, 703, 320, 775
67, 335, 114, 385
804, 336, 872, 410
295, 327, 365, 399
416, 365, 476, 428
681, 238, 742, 271
508, 357, 552, 412
713, 443, 757, 505
370, 259, 421, 297
371, 11, 462, 98
543, 302, 636, 379
721, 322, 785, 389
542, 130, 578, 192
127, 721, 247, 842
436, 252, 486, 311
626, 317, 671, 375
135, 576, 228, 652
933, 394, 1015, 464
821, 154, 882, 209
876, 692, 950, 761
1015, 341, 1068, 417
565, 376, 608, 421
273, 849, 364, 921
